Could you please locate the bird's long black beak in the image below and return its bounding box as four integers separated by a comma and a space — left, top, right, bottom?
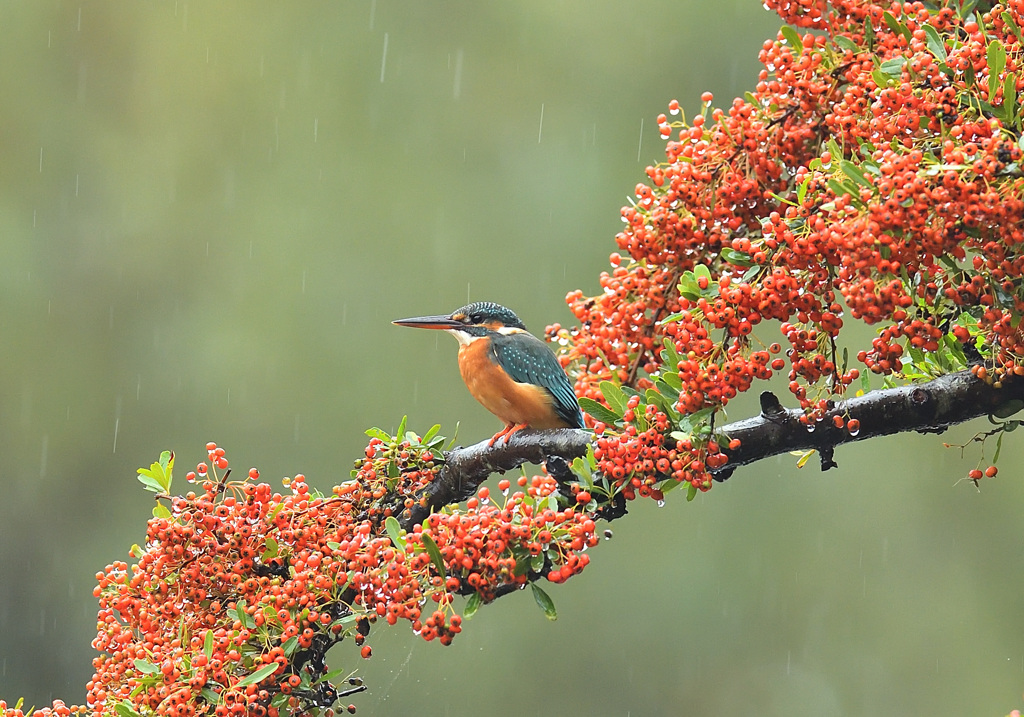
392, 314, 463, 330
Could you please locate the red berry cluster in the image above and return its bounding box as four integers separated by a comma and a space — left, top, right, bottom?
9, 435, 598, 717
550, 0, 1024, 496
0, 701, 75, 717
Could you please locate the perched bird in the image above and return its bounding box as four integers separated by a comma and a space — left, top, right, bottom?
393, 301, 584, 445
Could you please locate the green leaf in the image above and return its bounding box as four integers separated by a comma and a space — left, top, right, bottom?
922, 24, 947, 63
1003, 73, 1017, 125
578, 397, 621, 425
658, 476, 685, 494
993, 431, 1004, 463
396, 415, 408, 441
659, 370, 683, 391
795, 449, 815, 468
571, 456, 594, 486
677, 274, 700, 301
720, 247, 755, 267
1003, 11, 1023, 43
464, 592, 482, 618
422, 424, 442, 444
878, 56, 906, 77
957, 0, 979, 19
384, 516, 406, 551
599, 380, 627, 415
235, 663, 280, 688
797, 176, 810, 205
882, 11, 912, 43
282, 635, 299, 657
686, 482, 698, 502
827, 178, 858, 202
512, 552, 532, 577
840, 160, 874, 188
134, 659, 160, 675
859, 369, 871, 394
661, 336, 681, 369
114, 703, 143, 717
364, 427, 391, 442
780, 25, 803, 54
531, 583, 558, 621
203, 629, 214, 661
136, 471, 165, 494
261, 536, 279, 562
318, 667, 351, 685
988, 40, 1006, 101
645, 388, 676, 420
152, 504, 171, 519
833, 35, 860, 54
199, 687, 221, 704
863, 16, 875, 48
420, 533, 446, 577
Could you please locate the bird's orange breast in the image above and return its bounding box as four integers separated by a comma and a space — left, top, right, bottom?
457, 339, 568, 429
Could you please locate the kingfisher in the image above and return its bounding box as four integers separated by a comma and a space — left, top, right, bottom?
393, 301, 584, 445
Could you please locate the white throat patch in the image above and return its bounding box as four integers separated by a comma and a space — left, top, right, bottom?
445, 328, 483, 346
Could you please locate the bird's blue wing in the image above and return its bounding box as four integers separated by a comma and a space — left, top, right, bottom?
489, 331, 584, 429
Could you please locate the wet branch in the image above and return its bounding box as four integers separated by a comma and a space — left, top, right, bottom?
405, 369, 1021, 526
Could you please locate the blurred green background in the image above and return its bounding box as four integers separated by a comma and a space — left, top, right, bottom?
2, 2, 1023, 715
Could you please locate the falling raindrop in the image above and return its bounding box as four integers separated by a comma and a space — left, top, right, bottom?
636, 118, 644, 162
379, 33, 389, 83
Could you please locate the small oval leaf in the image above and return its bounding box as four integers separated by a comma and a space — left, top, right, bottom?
531, 583, 558, 621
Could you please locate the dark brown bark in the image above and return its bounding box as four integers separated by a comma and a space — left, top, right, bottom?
403, 369, 1021, 528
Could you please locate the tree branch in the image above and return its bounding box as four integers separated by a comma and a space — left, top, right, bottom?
720, 369, 1023, 473
403, 369, 1021, 528
399, 429, 591, 531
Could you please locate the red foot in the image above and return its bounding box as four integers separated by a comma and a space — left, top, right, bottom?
487, 423, 529, 447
